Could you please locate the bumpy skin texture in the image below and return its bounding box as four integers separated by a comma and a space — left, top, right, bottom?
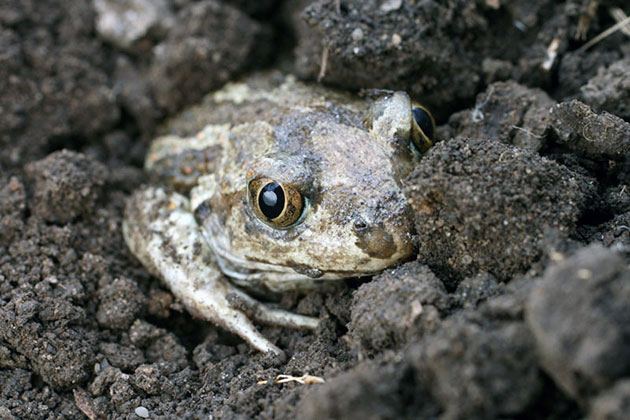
123, 74, 424, 353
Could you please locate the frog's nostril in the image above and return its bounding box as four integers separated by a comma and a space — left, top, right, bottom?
353, 221, 396, 259
353, 217, 369, 232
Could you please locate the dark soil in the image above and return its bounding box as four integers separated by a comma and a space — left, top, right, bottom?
2, 1, 630, 419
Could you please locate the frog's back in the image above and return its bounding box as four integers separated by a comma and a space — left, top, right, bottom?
146, 73, 366, 193
160, 72, 363, 137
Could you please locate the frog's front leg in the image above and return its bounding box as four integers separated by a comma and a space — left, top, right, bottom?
122, 187, 319, 355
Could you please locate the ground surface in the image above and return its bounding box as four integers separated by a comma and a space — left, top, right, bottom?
1, 1, 630, 419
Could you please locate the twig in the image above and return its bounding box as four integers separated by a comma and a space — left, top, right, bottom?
317, 46, 329, 82
577, 14, 630, 52
541, 38, 561, 71
511, 125, 545, 139
610, 8, 630, 37
275, 374, 325, 385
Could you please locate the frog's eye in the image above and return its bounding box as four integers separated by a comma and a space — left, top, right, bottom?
248, 178, 304, 229
410, 103, 436, 154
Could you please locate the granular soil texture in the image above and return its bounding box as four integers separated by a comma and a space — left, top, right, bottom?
2, 1, 630, 419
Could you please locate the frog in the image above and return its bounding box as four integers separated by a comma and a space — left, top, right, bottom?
122, 73, 435, 355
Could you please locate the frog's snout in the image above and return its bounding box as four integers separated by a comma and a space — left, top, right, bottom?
352, 212, 413, 262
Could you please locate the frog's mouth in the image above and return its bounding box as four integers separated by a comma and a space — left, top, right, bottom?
205, 231, 364, 292
199, 217, 372, 293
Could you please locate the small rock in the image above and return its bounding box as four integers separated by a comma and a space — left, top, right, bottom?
526, 244, 630, 401
391, 33, 401, 47
380, 0, 403, 13
134, 405, 149, 418
351, 27, 364, 41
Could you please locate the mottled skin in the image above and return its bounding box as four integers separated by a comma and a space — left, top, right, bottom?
123, 74, 427, 354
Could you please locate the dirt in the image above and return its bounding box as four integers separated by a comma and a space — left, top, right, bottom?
1, 1, 630, 419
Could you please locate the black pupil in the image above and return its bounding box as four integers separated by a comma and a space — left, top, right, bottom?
258, 182, 285, 219
412, 107, 434, 141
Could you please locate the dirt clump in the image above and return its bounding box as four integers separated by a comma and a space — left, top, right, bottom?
0, 0, 119, 166
444, 81, 556, 151
145, 1, 273, 114
0, 177, 26, 244
404, 136, 595, 287
298, 359, 440, 420
0, 287, 97, 390
349, 262, 449, 356
526, 244, 630, 402
292, 0, 486, 118
580, 57, 630, 120
291, 0, 587, 119
24, 150, 108, 224
453, 272, 502, 309
550, 100, 630, 159
410, 315, 541, 419
96, 277, 147, 330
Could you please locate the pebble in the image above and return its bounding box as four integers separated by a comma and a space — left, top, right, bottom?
135, 406, 149, 418
391, 33, 401, 47
351, 28, 364, 42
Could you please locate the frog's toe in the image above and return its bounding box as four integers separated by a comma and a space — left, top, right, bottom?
213, 303, 285, 356
226, 289, 320, 330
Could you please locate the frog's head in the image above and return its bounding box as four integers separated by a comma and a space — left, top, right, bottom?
193, 91, 435, 291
